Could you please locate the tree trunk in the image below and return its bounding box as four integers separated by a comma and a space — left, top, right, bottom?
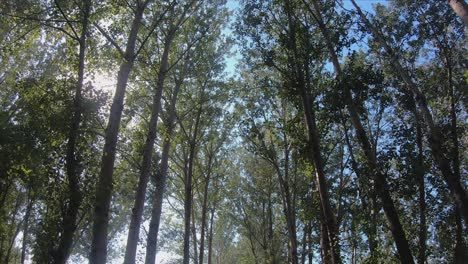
341, 116, 377, 259
320, 219, 331, 264
21, 196, 33, 264
308, 1, 414, 262
123, 27, 175, 264
344, 87, 414, 263
145, 74, 184, 264
183, 106, 203, 264
283, 1, 342, 262
191, 206, 199, 264
413, 105, 427, 264
448, 0, 468, 26
207, 207, 215, 264
5, 197, 23, 264
270, 126, 299, 264
55, 1, 90, 263
301, 224, 307, 264
351, 0, 468, 226
308, 220, 313, 264
89, 3, 149, 263
268, 186, 274, 262
199, 160, 212, 264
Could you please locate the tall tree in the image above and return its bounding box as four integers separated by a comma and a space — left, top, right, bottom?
350, 0, 468, 227
303, 1, 414, 262
122, 1, 197, 262
55, 0, 92, 262
89, 1, 153, 263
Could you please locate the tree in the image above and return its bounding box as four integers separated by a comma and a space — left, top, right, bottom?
89, 1, 155, 263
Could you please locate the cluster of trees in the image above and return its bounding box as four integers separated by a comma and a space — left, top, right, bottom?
0, 0, 466, 263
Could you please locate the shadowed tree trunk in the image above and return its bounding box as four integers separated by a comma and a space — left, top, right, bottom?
413, 104, 427, 264
320, 218, 331, 264
55, 1, 91, 263
123, 23, 176, 264
145, 70, 185, 264
89, 2, 150, 263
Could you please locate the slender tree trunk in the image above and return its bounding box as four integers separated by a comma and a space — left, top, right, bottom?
448, 0, 468, 26
301, 222, 311, 264
351, 0, 468, 226
183, 106, 203, 264
191, 206, 199, 264
283, 1, 342, 262
413, 106, 427, 264
207, 207, 215, 264
308, 220, 313, 264
123, 28, 175, 264
21, 196, 33, 264
270, 131, 299, 264
199, 162, 212, 264
89, 3, 149, 263
5, 198, 23, 264
341, 116, 377, 259
268, 186, 274, 263
55, 1, 90, 263
446, 59, 467, 263
145, 74, 184, 264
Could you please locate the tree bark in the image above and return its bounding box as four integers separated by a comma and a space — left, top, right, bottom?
55, 1, 90, 263
351, 0, 468, 226
123, 27, 175, 264
448, 0, 468, 26
89, 2, 149, 263
145, 73, 184, 264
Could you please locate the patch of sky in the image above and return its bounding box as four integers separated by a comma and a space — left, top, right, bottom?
222, 0, 390, 77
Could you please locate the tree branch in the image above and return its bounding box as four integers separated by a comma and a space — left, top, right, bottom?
93, 22, 126, 58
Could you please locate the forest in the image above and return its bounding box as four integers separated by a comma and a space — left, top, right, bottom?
0, 0, 467, 263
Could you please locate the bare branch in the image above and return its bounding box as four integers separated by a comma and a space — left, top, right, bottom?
53, 0, 80, 39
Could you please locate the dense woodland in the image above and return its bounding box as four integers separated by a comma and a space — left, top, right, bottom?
0, 0, 467, 263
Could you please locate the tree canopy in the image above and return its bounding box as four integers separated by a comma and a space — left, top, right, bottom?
0, 0, 466, 263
